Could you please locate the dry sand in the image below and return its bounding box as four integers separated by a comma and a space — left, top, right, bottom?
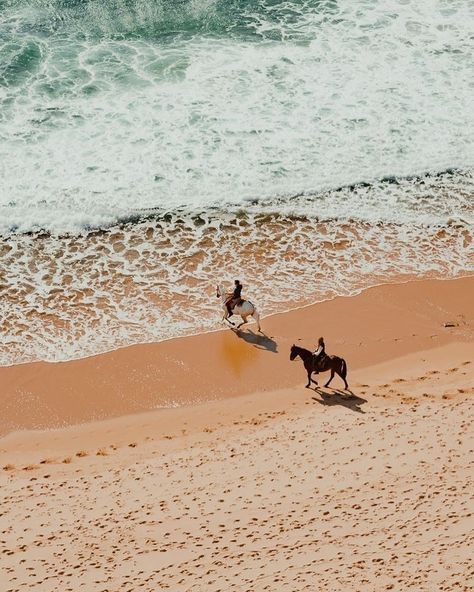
1, 276, 473, 591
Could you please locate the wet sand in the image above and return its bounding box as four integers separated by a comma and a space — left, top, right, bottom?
1, 276, 473, 435
1, 276, 473, 591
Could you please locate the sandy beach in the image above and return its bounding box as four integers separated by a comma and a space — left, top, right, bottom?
2, 2, 473, 589
1, 276, 473, 591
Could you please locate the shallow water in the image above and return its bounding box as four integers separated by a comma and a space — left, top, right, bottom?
1, 0, 474, 231
1, 171, 472, 365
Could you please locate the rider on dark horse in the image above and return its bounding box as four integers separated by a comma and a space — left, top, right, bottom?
313, 337, 326, 372
226, 279, 243, 317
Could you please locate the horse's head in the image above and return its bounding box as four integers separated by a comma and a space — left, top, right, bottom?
290, 344, 298, 361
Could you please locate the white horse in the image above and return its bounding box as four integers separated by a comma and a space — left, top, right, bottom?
216, 284, 261, 331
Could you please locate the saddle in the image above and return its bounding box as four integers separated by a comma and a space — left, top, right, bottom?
227, 297, 243, 313
313, 352, 328, 373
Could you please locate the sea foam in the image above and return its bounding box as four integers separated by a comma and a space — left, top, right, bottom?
1, 0, 473, 232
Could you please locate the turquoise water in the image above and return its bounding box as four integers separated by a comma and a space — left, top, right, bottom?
1, 0, 473, 232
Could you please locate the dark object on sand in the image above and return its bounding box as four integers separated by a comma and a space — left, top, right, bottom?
290, 344, 349, 390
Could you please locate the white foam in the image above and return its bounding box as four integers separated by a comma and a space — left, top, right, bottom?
1, 0, 474, 231
1, 192, 472, 365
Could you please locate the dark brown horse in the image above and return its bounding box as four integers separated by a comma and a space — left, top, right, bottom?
290, 344, 349, 390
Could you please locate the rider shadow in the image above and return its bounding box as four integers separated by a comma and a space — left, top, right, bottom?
312, 387, 367, 414
232, 328, 278, 353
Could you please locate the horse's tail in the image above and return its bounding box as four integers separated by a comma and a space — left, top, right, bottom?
340, 358, 347, 379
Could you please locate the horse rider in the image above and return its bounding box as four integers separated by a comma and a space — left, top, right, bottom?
313, 336, 326, 372
226, 279, 243, 317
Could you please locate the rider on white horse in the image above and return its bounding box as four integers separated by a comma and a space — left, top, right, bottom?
226, 279, 243, 317
217, 281, 261, 332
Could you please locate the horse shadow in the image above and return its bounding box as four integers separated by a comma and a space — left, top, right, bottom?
312, 387, 367, 414
232, 328, 278, 353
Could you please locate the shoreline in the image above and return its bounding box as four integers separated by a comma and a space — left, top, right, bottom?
3, 198, 472, 368
1, 275, 472, 438
3, 270, 471, 369
1, 269, 468, 371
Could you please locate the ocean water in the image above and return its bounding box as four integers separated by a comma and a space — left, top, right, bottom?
0, 0, 473, 364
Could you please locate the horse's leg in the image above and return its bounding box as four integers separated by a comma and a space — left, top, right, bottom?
236, 314, 248, 329
324, 369, 335, 388
252, 308, 262, 332
340, 359, 349, 389
334, 368, 347, 389
306, 370, 313, 388
223, 310, 234, 326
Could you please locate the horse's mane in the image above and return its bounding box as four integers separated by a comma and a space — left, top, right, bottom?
292, 344, 311, 354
